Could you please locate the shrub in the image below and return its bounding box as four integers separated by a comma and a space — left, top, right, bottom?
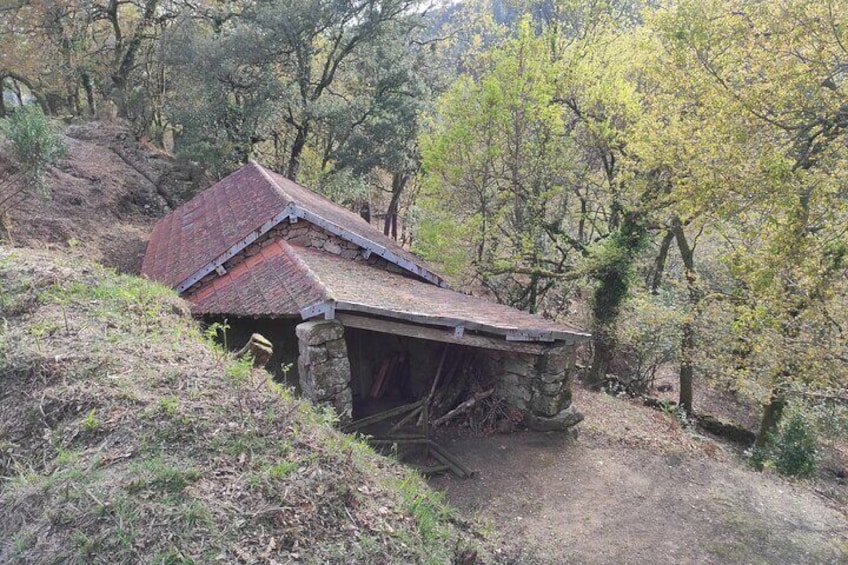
1, 105, 67, 193
774, 412, 820, 478
752, 411, 820, 478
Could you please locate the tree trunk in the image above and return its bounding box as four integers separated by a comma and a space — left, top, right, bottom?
679, 323, 694, 413
384, 172, 407, 239
755, 389, 786, 449
587, 214, 644, 389
672, 220, 700, 413
650, 229, 674, 294
587, 326, 615, 389
287, 124, 309, 181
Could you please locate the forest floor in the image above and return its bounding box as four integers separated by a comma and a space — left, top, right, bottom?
431, 385, 848, 564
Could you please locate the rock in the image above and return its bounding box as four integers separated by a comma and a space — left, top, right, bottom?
324, 241, 342, 254
296, 320, 344, 346
538, 346, 575, 374
302, 345, 329, 366
530, 391, 565, 417
524, 406, 584, 432
325, 337, 348, 359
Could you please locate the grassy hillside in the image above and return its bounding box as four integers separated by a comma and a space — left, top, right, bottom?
0, 247, 484, 563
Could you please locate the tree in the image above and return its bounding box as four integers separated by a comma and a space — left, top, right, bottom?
645, 0, 848, 436
164, 0, 428, 182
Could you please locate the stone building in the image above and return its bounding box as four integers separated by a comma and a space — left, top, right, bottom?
141, 162, 589, 430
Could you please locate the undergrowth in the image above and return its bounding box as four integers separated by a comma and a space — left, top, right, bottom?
0, 247, 485, 563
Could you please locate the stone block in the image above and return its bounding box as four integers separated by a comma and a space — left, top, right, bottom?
500, 372, 522, 386
289, 234, 312, 247
538, 346, 575, 375
503, 354, 537, 377
537, 380, 564, 396
324, 241, 342, 254
341, 249, 359, 260
302, 345, 329, 366
325, 338, 348, 359
296, 320, 345, 346
499, 382, 532, 404
530, 392, 565, 418
331, 388, 353, 423
524, 406, 583, 432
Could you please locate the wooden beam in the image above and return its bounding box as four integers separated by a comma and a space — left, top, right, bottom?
336, 313, 552, 354
342, 399, 424, 432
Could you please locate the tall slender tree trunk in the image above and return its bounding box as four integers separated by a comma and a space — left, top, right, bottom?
672, 220, 699, 413
384, 172, 407, 239
650, 229, 674, 294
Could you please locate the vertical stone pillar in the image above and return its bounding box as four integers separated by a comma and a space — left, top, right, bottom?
497, 345, 583, 431
295, 319, 353, 424
530, 346, 576, 417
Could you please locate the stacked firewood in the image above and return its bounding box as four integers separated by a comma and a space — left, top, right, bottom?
421, 346, 506, 431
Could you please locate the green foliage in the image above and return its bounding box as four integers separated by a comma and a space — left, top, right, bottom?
617, 289, 685, 391
0, 105, 66, 193
752, 411, 820, 479
163, 0, 433, 185
81, 409, 100, 432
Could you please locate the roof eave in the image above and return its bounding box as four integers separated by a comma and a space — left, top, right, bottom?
300, 299, 590, 345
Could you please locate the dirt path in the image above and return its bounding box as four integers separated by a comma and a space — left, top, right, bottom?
431, 391, 848, 564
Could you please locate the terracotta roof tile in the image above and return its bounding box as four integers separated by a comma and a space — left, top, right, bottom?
189, 241, 328, 317
188, 240, 588, 340
141, 162, 440, 290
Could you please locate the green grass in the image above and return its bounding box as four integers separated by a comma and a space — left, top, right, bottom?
0, 247, 487, 563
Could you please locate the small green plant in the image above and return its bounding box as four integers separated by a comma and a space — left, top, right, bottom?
203, 319, 230, 364
225, 354, 253, 383
774, 413, 820, 478
82, 408, 100, 432
396, 472, 457, 549
158, 396, 180, 416
267, 460, 298, 479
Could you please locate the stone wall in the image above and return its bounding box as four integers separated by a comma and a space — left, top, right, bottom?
497, 345, 583, 431
295, 319, 353, 423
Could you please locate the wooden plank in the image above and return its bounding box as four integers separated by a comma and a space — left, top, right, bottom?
343, 400, 424, 432
336, 301, 588, 343
416, 464, 451, 476
336, 313, 552, 354
429, 443, 472, 478
433, 388, 494, 427
388, 404, 423, 434
369, 357, 392, 399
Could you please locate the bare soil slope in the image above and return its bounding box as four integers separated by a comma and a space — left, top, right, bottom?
432, 387, 848, 564
3, 121, 207, 273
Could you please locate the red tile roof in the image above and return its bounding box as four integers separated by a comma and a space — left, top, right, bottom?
190, 242, 327, 317
141, 161, 442, 291
188, 240, 588, 341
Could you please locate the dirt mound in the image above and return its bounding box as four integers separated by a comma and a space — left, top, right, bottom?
2, 121, 208, 273
0, 247, 485, 563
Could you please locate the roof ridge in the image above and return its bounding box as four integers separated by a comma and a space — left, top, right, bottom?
249, 160, 294, 203
274, 239, 335, 304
